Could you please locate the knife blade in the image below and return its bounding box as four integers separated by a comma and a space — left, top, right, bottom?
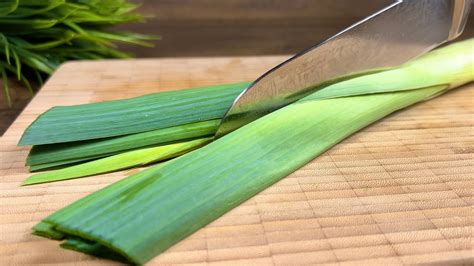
215, 0, 472, 137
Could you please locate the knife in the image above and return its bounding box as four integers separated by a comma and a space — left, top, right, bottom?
215, 0, 472, 137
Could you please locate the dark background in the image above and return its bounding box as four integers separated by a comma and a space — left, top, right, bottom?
117, 0, 473, 57
1, 0, 473, 134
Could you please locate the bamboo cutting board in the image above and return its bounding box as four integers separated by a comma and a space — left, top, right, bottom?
0, 57, 472, 265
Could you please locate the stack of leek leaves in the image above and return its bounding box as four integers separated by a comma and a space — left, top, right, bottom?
20, 39, 473, 264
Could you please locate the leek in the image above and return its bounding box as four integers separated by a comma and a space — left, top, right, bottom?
23, 137, 212, 185
32, 40, 473, 264
19, 82, 249, 145
21, 39, 473, 185
26, 120, 220, 170
33, 87, 453, 264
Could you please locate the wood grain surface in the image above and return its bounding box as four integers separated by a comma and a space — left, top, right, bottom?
0, 57, 473, 265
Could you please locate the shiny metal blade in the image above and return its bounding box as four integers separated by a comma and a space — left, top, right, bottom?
216, 0, 471, 137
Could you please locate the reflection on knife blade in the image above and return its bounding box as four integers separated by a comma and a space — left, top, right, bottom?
216, 0, 472, 137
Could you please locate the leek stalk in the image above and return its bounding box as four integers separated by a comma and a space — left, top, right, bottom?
32, 40, 473, 264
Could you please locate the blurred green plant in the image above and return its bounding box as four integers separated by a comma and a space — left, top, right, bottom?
0, 0, 157, 106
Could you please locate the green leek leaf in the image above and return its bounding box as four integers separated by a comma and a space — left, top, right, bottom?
23, 137, 212, 185
19, 82, 249, 145
27, 120, 219, 169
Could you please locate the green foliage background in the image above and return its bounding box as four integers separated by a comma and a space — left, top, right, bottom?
0, 0, 156, 105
